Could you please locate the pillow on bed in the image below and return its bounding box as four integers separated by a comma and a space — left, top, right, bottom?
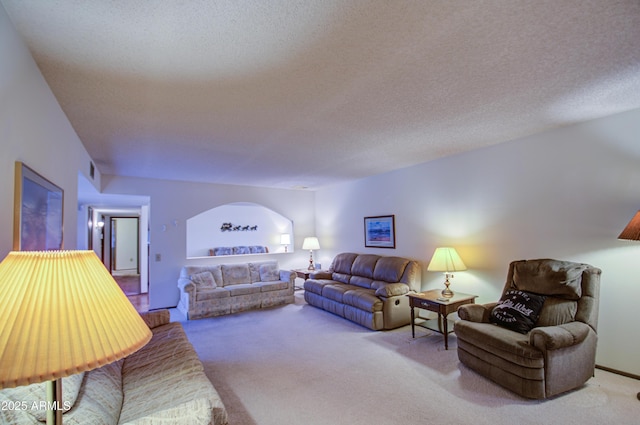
490, 290, 546, 334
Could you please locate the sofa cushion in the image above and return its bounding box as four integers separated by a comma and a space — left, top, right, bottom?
343, 289, 383, 312
0, 372, 85, 422
258, 262, 280, 282
222, 264, 251, 285
512, 259, 585, 300
349, 275, 373, 288
490, 290, 547, 334
332, 252, 358, 274
351, 254, 379, 278
64, 360, 123, 425
196, 288, 231, 301
191, 271, 217, 289
303, 278, 331, 295
332, 272, 351, 284
373, 257, 409, 283
255, 280, 289, 292
322, 283, 352, 303
227, 283, 261, 296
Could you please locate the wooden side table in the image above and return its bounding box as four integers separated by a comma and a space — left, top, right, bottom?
293, 269, 312, 291
407, 289, 477, 349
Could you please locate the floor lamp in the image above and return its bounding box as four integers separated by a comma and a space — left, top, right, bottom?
0, 250, 152, 424
617, 210, 640, 401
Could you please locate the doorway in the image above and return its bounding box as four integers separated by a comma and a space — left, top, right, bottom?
110, 217, 141, 296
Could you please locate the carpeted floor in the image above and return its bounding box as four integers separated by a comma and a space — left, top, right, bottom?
174, 292, 638, 425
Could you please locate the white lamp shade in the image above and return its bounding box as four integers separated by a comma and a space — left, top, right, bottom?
302, 237, 320, 250
280, 234, 291, 245
427, 247, 467, 272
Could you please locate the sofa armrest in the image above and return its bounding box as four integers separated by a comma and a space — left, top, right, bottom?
529, 321, 591, 351
280, 269, 295, 284
375, 283, 410, 297
310, 270, 332, 279
139, 309, 171, 329
457, 303, 497, 323
178, 278, 196, 294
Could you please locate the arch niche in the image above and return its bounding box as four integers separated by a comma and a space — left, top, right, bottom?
186, 202, 293, 259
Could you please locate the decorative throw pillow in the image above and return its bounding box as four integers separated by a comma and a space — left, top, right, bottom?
191, 271, 217, 288
490, 290, 546, 334
259, 263, 280, 282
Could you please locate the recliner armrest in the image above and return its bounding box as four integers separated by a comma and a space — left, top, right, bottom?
374, 283, 410, 297
310, 270, 332, 279
457, 303, 497, 323
529, 321, 591, 350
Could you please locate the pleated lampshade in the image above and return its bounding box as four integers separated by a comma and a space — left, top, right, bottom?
427, 247, 467, 272
0, 250, 152, 389
618, 210, 640, 241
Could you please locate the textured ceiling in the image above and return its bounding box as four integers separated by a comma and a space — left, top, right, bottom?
3, 0, 640, 190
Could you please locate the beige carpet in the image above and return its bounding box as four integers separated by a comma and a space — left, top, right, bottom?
174, 293, 638, 425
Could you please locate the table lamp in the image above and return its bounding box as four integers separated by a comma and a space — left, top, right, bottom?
302, 237, 320, 270
0, 250, 152, 424
427, 247, 467, 297
280, 233, 291, 252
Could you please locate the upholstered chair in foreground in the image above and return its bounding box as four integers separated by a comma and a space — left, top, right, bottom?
454, 259, 601, 399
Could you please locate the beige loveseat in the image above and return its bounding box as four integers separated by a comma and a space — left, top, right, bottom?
304, 253, 421, 330
178, 260, 295, 320
0, 310, 228, 425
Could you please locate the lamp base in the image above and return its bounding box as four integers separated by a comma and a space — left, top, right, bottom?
441, 274, 454, 298
307, 250, 315, 270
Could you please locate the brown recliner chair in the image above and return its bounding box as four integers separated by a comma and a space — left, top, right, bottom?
454, 259, 601, 399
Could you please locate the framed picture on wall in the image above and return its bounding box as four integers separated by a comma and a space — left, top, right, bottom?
364, 215, 395, 248
13, 161, 64, 251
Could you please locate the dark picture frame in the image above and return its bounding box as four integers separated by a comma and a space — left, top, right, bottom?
364, 215, 396, 248
13, 161, 64, 251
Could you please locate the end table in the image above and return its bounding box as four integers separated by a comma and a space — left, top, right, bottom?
407, 289, 477, 349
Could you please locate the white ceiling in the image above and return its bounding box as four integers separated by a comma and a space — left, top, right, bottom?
3, 0, 640, 190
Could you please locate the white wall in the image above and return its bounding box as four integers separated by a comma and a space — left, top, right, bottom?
101, 175, 315, 309
315, 108, 640, 376
0, 5, 99, 259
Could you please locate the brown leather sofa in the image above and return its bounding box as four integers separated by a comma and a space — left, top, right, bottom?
454, 259, 601, 399
304, 252, 421, 330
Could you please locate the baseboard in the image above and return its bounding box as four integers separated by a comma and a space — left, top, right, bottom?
596, 364, 640, 381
